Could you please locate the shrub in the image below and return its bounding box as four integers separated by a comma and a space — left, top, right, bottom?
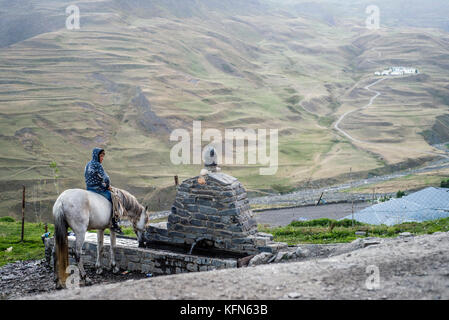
289, 218, 363, 228
0, 216, 16, 223
396, 190, 405, 198
441, 179, 449, 188
271, 184, 295, 194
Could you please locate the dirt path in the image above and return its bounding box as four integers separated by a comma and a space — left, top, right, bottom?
334, 77, 386, 144
26, 231, 449, 300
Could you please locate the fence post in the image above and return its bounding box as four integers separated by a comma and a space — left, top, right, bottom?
21, 185, 25, 242
350, 168, 354, 227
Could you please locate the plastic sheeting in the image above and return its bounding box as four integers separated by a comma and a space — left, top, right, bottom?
340, 187, 449, 226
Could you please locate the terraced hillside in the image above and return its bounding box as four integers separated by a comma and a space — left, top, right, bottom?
0, 0, 448, 222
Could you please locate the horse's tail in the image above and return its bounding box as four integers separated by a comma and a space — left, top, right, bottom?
53, 196, 68, 289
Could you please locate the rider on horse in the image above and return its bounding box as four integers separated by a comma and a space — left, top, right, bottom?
84, 147, 123, 234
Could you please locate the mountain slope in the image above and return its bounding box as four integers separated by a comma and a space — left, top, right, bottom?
0, 0, 448, 221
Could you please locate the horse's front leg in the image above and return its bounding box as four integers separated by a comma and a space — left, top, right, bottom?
109, 231, 120, 274
95, 230, 104, 275
75, 231, 92, 286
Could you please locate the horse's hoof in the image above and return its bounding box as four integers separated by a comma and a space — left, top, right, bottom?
55, 282, 65, 290
96, 268, 103, 275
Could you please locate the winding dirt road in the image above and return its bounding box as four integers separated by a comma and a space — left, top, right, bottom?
334, 77, 386, 144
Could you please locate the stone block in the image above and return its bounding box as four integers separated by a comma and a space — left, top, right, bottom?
182, 197, 196, 204
186, 263, 198, 272
127, 262, 140, 271
168, 231, 186, 239
225, 260, 238, 268
257, 232, 274, 241
177, 209, 191, 217
173, 200, 185, 208
254, 237, 268, 247
193, 213, 207, 220
191, 219, 205, 227
128, 255, 141, 263
173, 223, 185, 231
220, 208, 240, 216
221, 216, 231, 224
208, 215, 221, 223
142, 257, 154, 264
231, 237, 252, 244
171, 237, 185, 244
168, 215, 180, 224
141, 263, 154, 273
198, 198, 214, 207
186, 226, 208, 234
227, 225, 244, 233
153, 234, 171, 242
186, 204, 198, 212
199, 206, 218, 215
215, 230, 232, 237
123, 247, 137, 255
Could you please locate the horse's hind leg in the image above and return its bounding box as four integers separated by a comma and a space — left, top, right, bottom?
95, 230, 104, 275
74, 231, 92, 286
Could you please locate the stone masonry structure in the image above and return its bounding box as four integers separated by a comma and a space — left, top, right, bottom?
44, 233, 237, 276
144, 171, 287, 256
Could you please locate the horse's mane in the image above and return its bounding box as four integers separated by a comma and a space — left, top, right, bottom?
113, 187, 144, 221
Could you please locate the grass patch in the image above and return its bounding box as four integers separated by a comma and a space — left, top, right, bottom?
259, 217, 449, 245
0, 217, 55, 267
104, 226, 137, 238
0, 217, 141, 267
271, 184, 295, 194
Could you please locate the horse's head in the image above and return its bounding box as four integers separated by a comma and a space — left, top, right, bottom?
134, 205, 150, 247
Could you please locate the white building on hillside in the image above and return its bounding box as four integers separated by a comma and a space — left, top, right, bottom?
375, 66, 419, 76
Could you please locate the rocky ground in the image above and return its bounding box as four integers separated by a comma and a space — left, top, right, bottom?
9, 231, 449, 300
0, 259, 148, 300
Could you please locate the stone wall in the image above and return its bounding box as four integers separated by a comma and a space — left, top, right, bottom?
45, 233, 238, 276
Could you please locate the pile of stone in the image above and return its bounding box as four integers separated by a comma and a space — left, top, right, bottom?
144, 171, 287, 256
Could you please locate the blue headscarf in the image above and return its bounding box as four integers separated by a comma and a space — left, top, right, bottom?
84, 147, 110, 192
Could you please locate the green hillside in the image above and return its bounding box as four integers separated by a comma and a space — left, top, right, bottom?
0, 0, 448, 222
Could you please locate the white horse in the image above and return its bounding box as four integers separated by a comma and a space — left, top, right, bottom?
52, 188, 150, 289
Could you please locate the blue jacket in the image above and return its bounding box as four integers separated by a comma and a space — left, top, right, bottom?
84, 147, 110, 192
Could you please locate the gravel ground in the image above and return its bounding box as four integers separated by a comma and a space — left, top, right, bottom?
0, 259, 147, 300
22, 231, 449, 300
